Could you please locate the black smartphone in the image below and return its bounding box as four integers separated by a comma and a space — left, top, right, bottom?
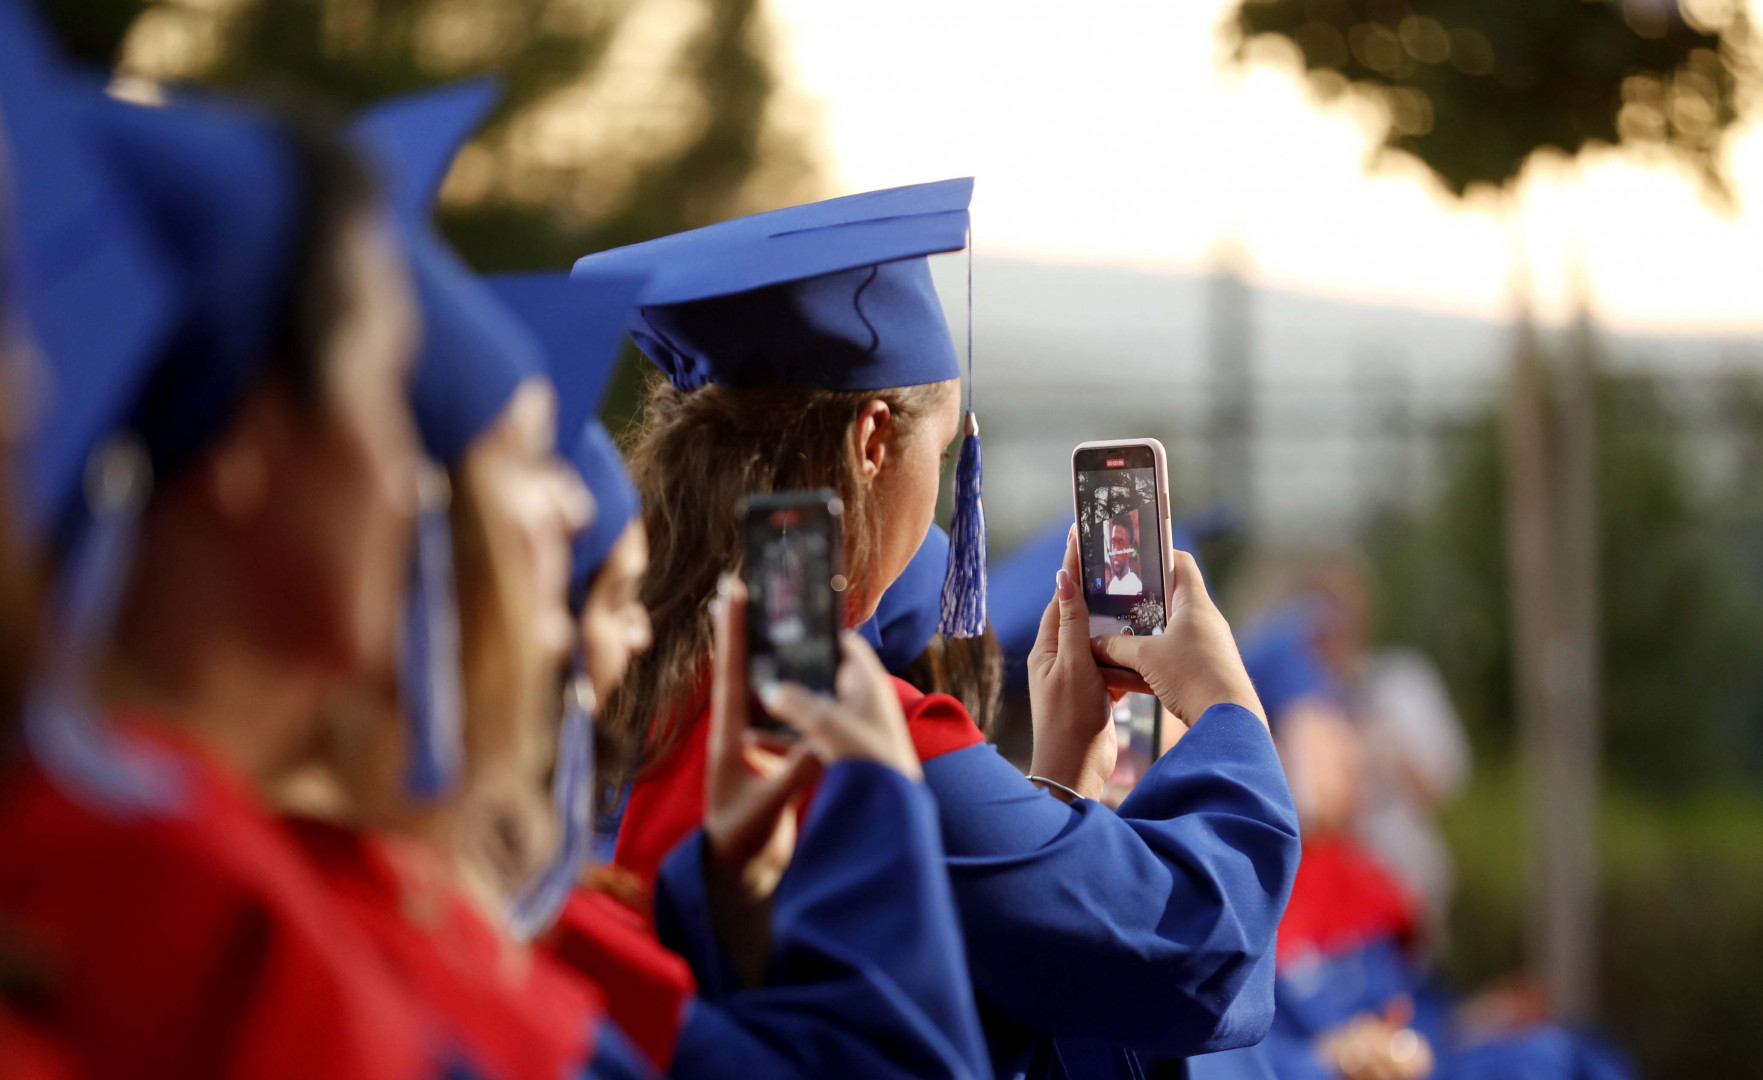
737, 490, 846, 738
1071, 439, 1172, 638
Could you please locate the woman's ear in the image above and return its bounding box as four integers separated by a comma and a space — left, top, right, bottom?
852, 397, 893, 483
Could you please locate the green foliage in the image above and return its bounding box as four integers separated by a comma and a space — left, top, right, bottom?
1227, 0, 1758, 196
1368, 364, 1763, 790
31, 0, 821, 425
1442, 764, 1763, 1078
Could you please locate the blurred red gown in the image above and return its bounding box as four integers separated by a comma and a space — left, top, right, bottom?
0, 714, 431, 1080
289, 818, 605, 1079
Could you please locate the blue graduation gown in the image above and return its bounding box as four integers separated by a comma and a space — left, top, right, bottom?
1200, 938, 1635, 1080
607, 760, 990, 1080
923, 703, 1301, 1079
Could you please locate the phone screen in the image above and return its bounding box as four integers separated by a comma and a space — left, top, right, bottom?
1074, 444, 1168, 637
739, 492, 843, 731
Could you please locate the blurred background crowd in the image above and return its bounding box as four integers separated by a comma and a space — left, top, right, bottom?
22, 0, 1763, 1074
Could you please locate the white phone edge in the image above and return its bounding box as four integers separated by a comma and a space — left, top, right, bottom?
1070, 438, 1174, 638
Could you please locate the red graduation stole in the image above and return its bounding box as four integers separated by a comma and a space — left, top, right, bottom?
1275, 834, 1419, 967
613, 676, 984, 889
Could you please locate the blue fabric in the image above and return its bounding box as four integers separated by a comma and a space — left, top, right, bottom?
655, 761, 990, 1079
920, 703, 1300, 1078
483, 272, 648, 592
857, 523, 950, 670
352, 83, 542, 466
571, 179, 970, 393
0, 0, 177, 533
1265, 937, 1635, 1080
582, 1019, 657, 1080
1235, 602, 1335, 729
80, 93, 302, 485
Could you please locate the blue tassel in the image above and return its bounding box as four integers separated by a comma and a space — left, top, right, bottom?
399, 470, 463, 800
938, 409, 987, 639
26, 437, 185, 816
506, 665, 595, 941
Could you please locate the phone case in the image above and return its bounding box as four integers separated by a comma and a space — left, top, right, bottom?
1071, 438, 1173, 634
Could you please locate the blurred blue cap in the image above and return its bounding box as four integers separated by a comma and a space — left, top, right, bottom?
571, 179, 971, 393
1236, 598, 1336, 727
0, 0, 176, 532
82, 91, 303, 486
857, 523, 950, 673
353, 80, 541, 465
485, 272, 649, 599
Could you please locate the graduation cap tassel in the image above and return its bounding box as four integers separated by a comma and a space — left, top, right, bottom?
939, 229, 988, 640
399, 465, 464, 800
507, 664, 595, 941
25, 437, 185, 815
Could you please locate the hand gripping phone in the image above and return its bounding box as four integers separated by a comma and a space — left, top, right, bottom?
1070, 439, 1173, 638
736, 490, 846, 738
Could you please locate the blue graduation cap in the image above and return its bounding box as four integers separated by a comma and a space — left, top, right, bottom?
0, 0, 176, 535
2, 10, 306, 812
484, 271, 648, 604
484, 271, 646, 941
1236, 598, 1336, 729
353, 81, 544, 801
857, 523, 950, 673
571, 179, 989, 639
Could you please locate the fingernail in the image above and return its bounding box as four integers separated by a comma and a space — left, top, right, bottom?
1056, 568, 1076, 601
757, 679, 784, 709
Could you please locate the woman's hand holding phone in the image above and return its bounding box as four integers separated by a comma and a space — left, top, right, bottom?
757, 634, 923, 781
703, 574, 824, 986
1024, 526, 1120, 801
1088, 547, 1268, 730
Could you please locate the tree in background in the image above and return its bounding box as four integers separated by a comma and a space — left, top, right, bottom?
35, 0, 823, 426
1227, 0, 1759, 1019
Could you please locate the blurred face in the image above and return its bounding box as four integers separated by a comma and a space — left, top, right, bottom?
578, 520, 651, 706
1109, 523, 1132, 576
467, 378, 593, 672
249, 210, 420, 676
857, 377, 962, 623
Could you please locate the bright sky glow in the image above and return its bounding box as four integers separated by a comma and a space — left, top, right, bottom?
767, 0, 1763, 334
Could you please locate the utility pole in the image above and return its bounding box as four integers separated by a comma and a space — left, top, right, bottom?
1207, 250, 1254, 527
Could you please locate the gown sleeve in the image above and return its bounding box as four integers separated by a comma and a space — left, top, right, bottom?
924, 702, 1301, 1058
651, 761, 990, 1080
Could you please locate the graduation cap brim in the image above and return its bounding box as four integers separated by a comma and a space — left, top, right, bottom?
572, 179, 972, 308
0, 0, 176, 532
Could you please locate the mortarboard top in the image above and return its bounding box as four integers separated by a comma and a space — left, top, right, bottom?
0, 0, 176, 533
857, 523, 951, 673
1237, 598, 1335, 730
352, 81, 541, 465
570, 178, 972, 394
82, 91, 302, 485
485, 272, 648, 601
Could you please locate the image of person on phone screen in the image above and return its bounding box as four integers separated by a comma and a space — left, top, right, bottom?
1104, 514, 1144, 597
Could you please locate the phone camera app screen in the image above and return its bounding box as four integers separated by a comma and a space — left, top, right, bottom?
748, 509, 838, 692
1076, 450, 1167, 636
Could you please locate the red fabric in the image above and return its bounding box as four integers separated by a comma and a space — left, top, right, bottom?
0, 1009, 79, 1080
1276, 835, 1419, 967
0, 718, 430, 1080
542, 887, 696, 1070
289, 819, 603, 1079
614, 676, 983, 889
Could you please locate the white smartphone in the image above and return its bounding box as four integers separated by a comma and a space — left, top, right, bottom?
1070, 439, 1173, 638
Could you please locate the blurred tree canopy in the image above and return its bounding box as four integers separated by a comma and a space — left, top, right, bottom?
34, 0, 822, 429
1368, 366, 1763, 792
1227, 0, 1759, 197
32, 0, 822, 271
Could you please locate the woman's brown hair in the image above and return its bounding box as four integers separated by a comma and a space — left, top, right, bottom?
604, 373, 947, 771
894, 628, 1003, 737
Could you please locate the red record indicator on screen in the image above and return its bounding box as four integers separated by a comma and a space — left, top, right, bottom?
1106, 457, 1126, 468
